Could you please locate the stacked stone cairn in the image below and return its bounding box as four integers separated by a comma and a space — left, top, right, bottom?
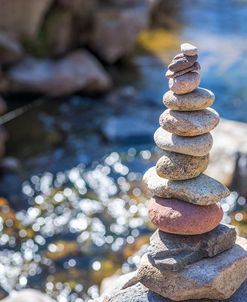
136, 43, 247, 301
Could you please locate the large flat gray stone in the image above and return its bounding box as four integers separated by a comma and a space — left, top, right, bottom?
147, 224, 236, 271
103, 279, 247, 302
137, 236, 247, 301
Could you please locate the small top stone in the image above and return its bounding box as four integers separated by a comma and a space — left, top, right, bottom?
181, 43, 198, 56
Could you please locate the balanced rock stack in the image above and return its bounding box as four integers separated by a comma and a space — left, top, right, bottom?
136, 43, 247, 301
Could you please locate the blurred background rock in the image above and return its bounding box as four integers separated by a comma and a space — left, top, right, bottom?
0, 0, 247, 301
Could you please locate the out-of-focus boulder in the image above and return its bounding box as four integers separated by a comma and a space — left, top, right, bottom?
206, 119, 247, 187
0, 33, 23, 65
89, 2, 150, 63
42, 0, 97, 56
4, 50, 112, 96
0, 0, 53, 38
1, 289, 55, 302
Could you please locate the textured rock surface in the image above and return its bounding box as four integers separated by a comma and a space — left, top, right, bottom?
148, 197, 223, 235
169, 72, 200, 95
105, 279, 247, 302
1, 289, 55, 302
163, 87, 215, 111
168, 53, 198, 72
165, 62, 200, 79
154, 127, 213, 156
181, 43, 198, 56
137, 236, 247, 301
147, 224, 236, 271
159, 108, 219, 136
156, 151, 208, 180
5, 50, 112, 95
143, 167, 230, 205
100, 271, 138, 301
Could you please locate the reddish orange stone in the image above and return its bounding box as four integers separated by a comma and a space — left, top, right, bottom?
148, 196, 223, 235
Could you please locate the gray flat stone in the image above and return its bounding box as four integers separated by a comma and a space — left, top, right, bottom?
168, 53, 197, 72
137, 236, 247, 301
154, 127, 213, 157
159, 108, 220, 137
163, 87, 215, 111
147, 224, 236, 271
143, 167, 230, 205
103, 279, 247, 302
181, 43, 198, 56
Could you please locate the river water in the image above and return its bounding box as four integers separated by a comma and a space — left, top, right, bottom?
1, 0, 247, 301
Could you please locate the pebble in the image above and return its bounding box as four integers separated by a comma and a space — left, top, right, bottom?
159, 108, 220, 136
169, 71, 200, 94
163, 87, 215, 111
165, 62, 200, 79
143, 167, 230, 205
168, 53, 198, 72
137, 236, 247, 300
148, 197, 223, 235
154, 127, 213, 156
156, 151, 208, 180
181, 43, 198, 56
147, 224, 236, 271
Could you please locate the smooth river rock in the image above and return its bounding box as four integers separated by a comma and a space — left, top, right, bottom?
181, 42, 198, 56
154, 127, 213, 156
159, 108, 220, 136
156, 151, 208, 180
168, 53, 198, 72
143, 167, 230, 205
147, 224, 236, 271
169, 72, 200, 95
137, 236, 247, 301
163, 87, 215, 111
148, 197, 223, 235
102, 279, 247, 302
165, 62, 200, 79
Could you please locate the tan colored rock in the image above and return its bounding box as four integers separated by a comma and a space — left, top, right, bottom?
137, 236, 247, 301
168, 53, 197, 72
163, 87, 215, 111
156, 151, 208, 180
143, 167, 230, 205
159, 108, 220, 136
148, 197, 223, 235
154, 127, 213, 156
169, 72, 200, 95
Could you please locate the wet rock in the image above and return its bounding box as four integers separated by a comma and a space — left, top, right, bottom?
1, 289, 55, 302
5, 50, 112, 96
148, 196, 223, 235
156, 151, 208, 180
154, 127, 213, 156
147, 224, 236, 271
169, 71, 200, 94
143, 167, 230, 205
159, 108, 219, 136
181, 42, 198, 56
0, 33, 23, 65
0, 0, 53, 38
163, 87, 215, 111
89, 4, 149, 63
106, 278, 247, 302
168, 53, 197, 72
137, 236, 247, 301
